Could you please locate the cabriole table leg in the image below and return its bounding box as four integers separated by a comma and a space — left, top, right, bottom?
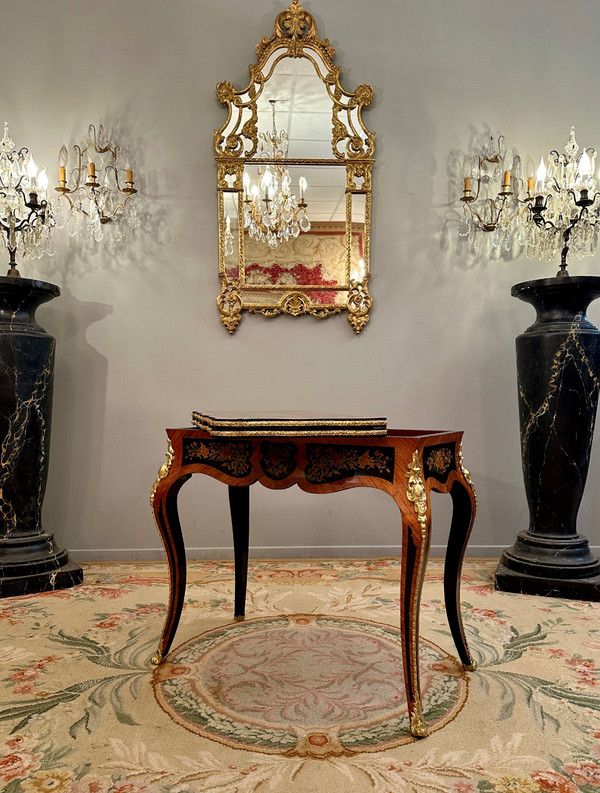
150, 473, 191, 666
444, 478, 478, 670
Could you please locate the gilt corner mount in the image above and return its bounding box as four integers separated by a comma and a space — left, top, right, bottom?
214, 0, 375, 334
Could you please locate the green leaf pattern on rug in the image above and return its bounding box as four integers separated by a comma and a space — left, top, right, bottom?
0, 560, 600, 791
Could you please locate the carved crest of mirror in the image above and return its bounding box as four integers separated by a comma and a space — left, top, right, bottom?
215, 0, 375, 334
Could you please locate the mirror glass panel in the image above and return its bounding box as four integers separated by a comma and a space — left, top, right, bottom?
215, 0, 375, 334
222, 192, 240, 282
350, 193, 367, 282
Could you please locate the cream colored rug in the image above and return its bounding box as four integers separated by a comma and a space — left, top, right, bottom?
1, 559, 600, 792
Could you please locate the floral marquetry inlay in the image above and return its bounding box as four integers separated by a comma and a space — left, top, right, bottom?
182, 439, 253, 478
426, 448, 453, 475
260, 441, 298, 480
305, 444, 394, 484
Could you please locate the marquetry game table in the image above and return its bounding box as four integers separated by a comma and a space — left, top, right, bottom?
149, 413, 478, 738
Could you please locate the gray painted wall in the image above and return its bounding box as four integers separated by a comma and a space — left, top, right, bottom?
7, 0, 600, 560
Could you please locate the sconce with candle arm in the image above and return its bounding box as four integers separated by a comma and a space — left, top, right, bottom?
55, 124, 139, 248
458, 135, 532, 257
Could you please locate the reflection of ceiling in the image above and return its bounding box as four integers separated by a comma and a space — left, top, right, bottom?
256, 57, 332, 160
254, 56, 355, 223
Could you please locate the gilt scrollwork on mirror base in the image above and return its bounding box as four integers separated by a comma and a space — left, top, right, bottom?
348, 274, 373, 334
217, 281, 243, 334
248, 292, 343, 320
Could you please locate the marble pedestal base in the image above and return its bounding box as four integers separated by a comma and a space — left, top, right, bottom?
0, 277, 82, 598
496, 276, 600, 601
0, 533, 83, 597
495, 561, 600, 601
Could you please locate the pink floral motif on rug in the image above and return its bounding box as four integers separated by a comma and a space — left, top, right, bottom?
1, 559, 600, 792
153, 614, 468, 756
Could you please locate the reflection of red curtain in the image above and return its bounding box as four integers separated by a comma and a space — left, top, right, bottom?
248, 261, 337, 286
225, 226, 363, 305
225, 262, 336, 304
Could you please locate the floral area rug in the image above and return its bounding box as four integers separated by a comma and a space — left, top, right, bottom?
1, 558, 600, 792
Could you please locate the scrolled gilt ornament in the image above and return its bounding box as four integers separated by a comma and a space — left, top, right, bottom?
256, 0, 334, 62
282, 291, 311, 317
458, 443, 478, 506
150, 440, 175, 508
355, 84, 374, 106
348, 275, 372, 334
217, 281, 243, 334
346, 162, 373, 192
150, 636, 167, 666
410, 702, 427, 738
250, 303, 343, 320
217, 161, 244, 191
406, 451, 428, 536
216, 81, 236, 104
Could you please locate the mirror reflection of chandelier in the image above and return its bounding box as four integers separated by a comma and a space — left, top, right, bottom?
243, 100, 310, 249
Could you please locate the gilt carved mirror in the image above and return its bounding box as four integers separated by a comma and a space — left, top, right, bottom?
215, 0, 375, 334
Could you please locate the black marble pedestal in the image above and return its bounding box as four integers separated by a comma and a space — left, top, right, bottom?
495, 276, 600, 601
0, 277, 83, 597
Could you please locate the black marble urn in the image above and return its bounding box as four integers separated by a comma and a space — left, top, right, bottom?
495, 276, 600, 600
0, 277, 82, 597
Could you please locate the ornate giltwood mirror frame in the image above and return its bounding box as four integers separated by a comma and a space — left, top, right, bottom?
215, 0, 375, 334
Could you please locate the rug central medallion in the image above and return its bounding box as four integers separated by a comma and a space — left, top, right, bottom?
152, 614, 468, 756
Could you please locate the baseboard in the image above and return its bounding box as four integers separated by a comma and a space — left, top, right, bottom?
70, 544, 515, 562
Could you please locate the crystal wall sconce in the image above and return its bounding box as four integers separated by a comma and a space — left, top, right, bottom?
0, 123, 54, 277
458, 135, 528, 257
55, 124, 139, 247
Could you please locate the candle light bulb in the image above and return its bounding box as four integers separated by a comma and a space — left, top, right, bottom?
525, 156, 536, 181
579, 149, 592, 178
27, 156, 38, 192
27, 156, 37, 180
38, 167, 48, 193
226, 214, 231, 233
462, 154, 472, 178
298, 176, 307, 200
243, 171, 250, 196
58, 145, 68, 168
536, 156, 547, 192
